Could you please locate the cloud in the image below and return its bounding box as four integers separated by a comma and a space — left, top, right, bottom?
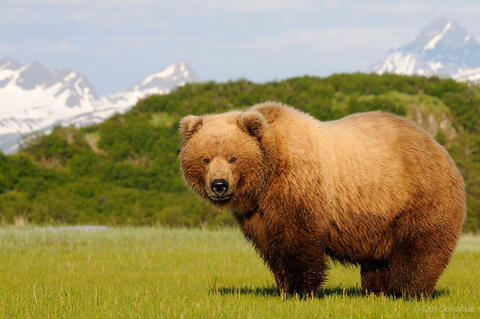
353, 1, 480, 16
0, 7, 49, 24
353, 2, 435, 15
69, 9, 167, 28
0, 2, 169, 32
0, 41, 78, 53
1, 0, 160, 7
204, 0, 327, 12
227, 27, 404, 52
48, 41, 78, 52
101, 26, 401, 53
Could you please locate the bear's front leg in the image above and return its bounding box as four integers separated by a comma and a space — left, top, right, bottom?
267, 239, 328, 297
360, 263, 390, 295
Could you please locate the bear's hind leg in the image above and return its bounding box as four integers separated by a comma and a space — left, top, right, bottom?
388, 232, 456, 298
361, 262, 389, 295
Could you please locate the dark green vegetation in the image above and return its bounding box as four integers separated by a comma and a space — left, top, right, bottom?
1, 228, 479, 318
0, 74, 479, 231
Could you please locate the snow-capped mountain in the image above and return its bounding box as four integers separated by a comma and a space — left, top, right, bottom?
0, 59, 200, 153
63, 61, 200, 127
371, 17, 480, 83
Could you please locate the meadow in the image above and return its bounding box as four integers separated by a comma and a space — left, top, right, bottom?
0, 227, 479, 318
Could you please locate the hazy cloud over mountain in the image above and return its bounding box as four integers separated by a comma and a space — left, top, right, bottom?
1, 1, 480, 95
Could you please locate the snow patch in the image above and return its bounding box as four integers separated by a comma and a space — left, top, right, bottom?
427, 61, 443, 73
140, 64, 176, 86
374, 53, 417, 75
64, 72, 76, 82
424, 21, 452, 51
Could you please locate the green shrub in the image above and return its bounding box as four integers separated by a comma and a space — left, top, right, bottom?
1, 73, 479, 230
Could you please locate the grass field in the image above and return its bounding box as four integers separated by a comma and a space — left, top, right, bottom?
0, 227, 479, 318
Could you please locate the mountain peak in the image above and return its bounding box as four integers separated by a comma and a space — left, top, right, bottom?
421, 19, 455, 50
406, 17, 474, 52
131, 61, 200, 92
372, 17, 480, 80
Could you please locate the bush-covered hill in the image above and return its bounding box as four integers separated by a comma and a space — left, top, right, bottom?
1, 73, 479, 231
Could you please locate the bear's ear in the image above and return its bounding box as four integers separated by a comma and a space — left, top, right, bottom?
179, 115, 203, 143
238, 111, 267, 138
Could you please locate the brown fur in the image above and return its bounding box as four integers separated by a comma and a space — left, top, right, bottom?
179, 102, 465, 298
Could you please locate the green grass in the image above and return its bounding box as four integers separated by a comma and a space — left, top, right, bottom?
0, 227, 478, 318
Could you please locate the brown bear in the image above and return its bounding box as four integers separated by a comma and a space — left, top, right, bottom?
178, 102, 465, 298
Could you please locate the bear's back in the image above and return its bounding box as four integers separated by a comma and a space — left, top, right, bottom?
251, 103, 462, 222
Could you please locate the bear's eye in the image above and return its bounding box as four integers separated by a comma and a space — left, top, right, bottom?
202, 158, 210, 164
229, 157, 237, 163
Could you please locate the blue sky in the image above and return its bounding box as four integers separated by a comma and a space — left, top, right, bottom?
2, 0, 480, 95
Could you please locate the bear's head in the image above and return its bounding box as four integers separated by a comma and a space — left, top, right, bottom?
179, 110, 273, 212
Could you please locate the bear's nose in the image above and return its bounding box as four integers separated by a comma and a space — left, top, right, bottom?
210, 179, 228, 196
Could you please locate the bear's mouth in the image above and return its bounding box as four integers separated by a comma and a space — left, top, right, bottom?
208, 194, 232, 202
